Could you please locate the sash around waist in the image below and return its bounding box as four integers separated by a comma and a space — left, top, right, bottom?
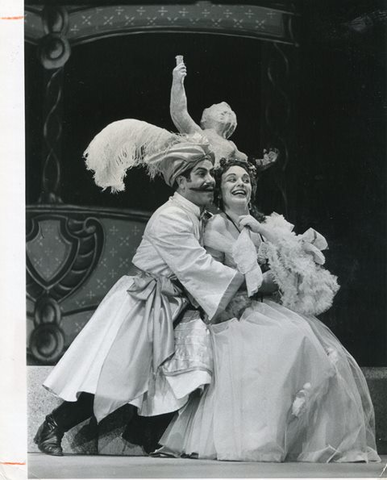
128, 268, 185, 299
93, 268, 190, 421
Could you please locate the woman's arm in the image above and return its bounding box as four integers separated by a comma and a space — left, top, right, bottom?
203, 215, 234, 258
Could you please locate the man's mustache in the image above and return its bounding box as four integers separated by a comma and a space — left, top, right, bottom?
188, 186, 215, 192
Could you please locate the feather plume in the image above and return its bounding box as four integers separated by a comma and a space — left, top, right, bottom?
83, 119, 179, 193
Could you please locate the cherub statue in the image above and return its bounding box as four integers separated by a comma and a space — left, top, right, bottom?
170, 55, 278, 169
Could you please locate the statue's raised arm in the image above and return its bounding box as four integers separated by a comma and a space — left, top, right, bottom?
170, 56, 249, 165
170, 57, 203, 135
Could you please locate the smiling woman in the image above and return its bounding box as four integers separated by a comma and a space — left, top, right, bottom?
221, 165, 253, 207
213, 159, 260, 220
158, 157, 380, 463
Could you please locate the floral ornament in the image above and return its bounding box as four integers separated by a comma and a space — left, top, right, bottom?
251, 148, 279, 172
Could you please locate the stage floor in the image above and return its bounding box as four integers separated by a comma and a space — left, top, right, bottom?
28, 453, 387, 479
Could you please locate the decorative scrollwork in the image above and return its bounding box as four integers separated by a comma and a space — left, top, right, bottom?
27, 214, 104, 302
38, 68, 64, 204
38, 7, 71, 69
38, 34, 71, 70
26, 4, 299, 46
29, 323, 65, 364
27, 212, 104, 364
37, 6, 71, 204
42, 6, 69, 35
34, 295, 62, 325
263, 42, 295, 217
284, 5, 299, 47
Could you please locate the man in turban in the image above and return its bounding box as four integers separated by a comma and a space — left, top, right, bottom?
35, 137, 244, 457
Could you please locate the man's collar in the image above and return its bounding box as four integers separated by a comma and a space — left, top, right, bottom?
172, 192, 202, 218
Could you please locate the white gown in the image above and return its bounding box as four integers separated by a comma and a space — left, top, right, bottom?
159, 213, 380, 463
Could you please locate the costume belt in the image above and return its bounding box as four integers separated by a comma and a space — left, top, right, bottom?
93, 269, 189, 422
127, 269, 189, 372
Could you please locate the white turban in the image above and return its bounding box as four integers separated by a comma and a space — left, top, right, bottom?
146, 142, 214, 187
84, 119, 213, 192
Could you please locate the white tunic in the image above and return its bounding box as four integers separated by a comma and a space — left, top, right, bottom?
43, 193, 241, 421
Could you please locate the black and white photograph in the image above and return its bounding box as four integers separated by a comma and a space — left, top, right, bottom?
1, 0, 387, 478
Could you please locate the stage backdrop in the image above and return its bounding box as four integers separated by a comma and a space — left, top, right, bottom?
25, 1, 386, 367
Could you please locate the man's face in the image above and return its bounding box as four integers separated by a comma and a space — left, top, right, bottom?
178, 159, 215, 208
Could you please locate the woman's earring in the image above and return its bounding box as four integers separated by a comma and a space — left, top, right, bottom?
248, 201, 252, 211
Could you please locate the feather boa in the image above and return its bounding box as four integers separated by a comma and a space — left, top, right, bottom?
261, 214, 340, 316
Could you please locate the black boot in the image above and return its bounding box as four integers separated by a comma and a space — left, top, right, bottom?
34, 393, 95, 456
123, 411, 175, 454
34, 414, 64, 456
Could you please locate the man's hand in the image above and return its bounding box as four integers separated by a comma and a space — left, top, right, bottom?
172, 63, 187, 85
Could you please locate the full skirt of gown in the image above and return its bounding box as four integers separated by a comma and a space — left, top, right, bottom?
159, 299, 380, 463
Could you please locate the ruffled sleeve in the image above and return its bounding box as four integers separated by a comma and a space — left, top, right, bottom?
204, 216, 263, 297
231, 229, 263, 296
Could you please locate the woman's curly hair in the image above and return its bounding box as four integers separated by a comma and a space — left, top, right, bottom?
213, 158, 266, 222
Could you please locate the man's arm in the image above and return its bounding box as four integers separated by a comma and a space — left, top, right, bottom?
149, 209, 243, 320
170, 62, 202, 135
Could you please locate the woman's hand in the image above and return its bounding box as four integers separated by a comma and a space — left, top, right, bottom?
239, 215, 263, 234
240, 215, 279, 244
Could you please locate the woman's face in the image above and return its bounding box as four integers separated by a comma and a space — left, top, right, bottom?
220, 165, 252, 211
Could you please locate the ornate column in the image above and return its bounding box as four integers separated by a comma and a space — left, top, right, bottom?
26, 7, 102, 364
37, 6, 71, 204
260, 11, 299, 220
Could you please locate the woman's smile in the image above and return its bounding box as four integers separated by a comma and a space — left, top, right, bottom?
221, 165, 252, 210
231, 187, 247, 197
